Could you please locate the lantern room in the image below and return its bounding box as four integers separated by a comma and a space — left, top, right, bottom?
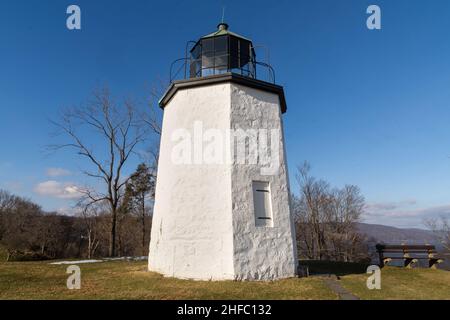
189, 23, 257, 79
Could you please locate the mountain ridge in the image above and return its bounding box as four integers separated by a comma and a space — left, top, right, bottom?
356, 222, 439, 245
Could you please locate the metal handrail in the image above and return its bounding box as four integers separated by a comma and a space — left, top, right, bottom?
169, 58, 189, 83
255, 61, 276, 84
169, 58, 277, 84
184, 41, 197, 79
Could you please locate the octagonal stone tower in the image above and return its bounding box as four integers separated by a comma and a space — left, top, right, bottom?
148, 23, 297, 280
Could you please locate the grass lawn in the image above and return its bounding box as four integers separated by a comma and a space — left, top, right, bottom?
0, 259, 449, 300
0, 260, 336, 300
340, 266, 450, 300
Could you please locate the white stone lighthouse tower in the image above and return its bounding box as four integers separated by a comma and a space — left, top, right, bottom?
148, 23, 297, 280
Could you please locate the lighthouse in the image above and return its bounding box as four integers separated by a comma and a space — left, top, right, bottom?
148, 23, 297, 280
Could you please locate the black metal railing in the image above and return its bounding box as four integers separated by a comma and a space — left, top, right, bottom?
168, 42, 276, 84
169, 58, 276, 84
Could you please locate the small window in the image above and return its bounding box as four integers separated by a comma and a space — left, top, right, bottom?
252, 181, 273, 227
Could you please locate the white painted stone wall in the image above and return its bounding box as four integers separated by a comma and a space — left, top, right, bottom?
148, 83, 235, 280
230, 83, 298, 280
148, 82, 297, 281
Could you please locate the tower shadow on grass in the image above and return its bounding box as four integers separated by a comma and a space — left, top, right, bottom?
298, 260, 371, 277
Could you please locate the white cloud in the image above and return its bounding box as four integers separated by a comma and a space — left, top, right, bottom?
363, 201, 450, 228
46, 168, 72, 177
34, 180, 81, 199
365, 199, 417, 212
56, 206, 78, 216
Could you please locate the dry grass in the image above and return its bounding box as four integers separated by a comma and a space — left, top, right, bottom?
340, 266, 450, 300
0, 260, 336, 300
2, 259, 449, 300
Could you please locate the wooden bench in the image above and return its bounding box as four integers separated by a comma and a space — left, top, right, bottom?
376, 244, 444, 269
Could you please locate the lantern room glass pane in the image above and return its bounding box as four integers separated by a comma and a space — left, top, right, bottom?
190, 59, 201, 78
202, 68, 215, 77
239, 39, 251, 68
240, 39, 251, 56
229, 37, 239, 69
202, 38, 214, 53
215, 54, 228, 69
189, 62, 196, 78
190, 44, 201, 78
191, 44, 201, 60
202, 52, 215, 68
214, 36, 228, 54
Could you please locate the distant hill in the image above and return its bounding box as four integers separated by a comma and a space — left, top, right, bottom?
356, 223, 449, 270
356, 223, 439, 245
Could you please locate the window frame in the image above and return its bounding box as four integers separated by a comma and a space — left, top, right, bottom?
252, 181, 274, 228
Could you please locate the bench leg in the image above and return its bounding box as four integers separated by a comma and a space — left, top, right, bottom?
404, 258, 418, 268
429, 259, 443, 269
378, 251, 385, 268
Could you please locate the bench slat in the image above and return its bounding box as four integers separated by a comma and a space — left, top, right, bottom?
376, 244, 436, 250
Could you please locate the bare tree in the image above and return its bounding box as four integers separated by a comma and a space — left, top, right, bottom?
141, 76, 167, 137
76, 203, 105, 259
0, 190, 16, 242
34, 213, 66, 257
140, 79, 165, 176
293, 162, 368, 262
122, 163, 155, 255
50, 88, 148, 256
1, 188, 152, 261
424, 216, 450, 251
0, 193, 43, 261
295, 162, 331, 260
328, 185, 366, 261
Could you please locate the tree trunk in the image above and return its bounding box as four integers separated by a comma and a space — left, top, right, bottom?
142, 198, 146, 256
77, 233, 83, 258
87, 229, 92, 259
109, 208, 117, 257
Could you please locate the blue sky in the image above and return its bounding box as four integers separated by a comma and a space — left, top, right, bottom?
1, 0, 450, 228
